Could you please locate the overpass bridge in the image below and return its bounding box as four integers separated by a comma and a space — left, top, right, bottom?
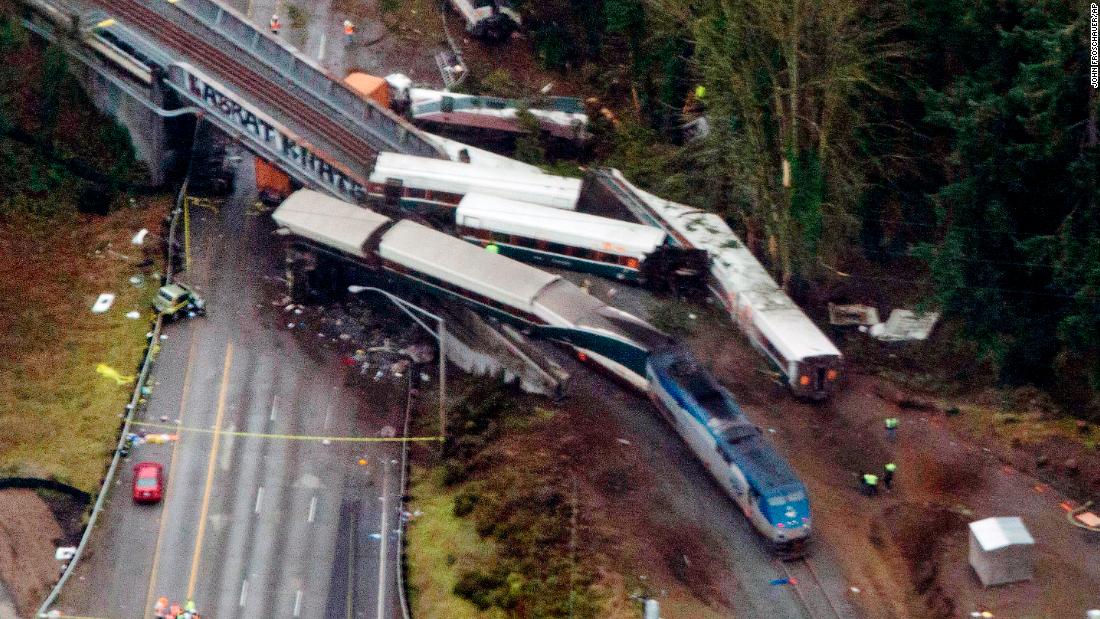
18, 0, 446, 198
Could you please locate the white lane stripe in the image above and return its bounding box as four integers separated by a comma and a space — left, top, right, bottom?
317, 31, 327, 61
376, 460, 391, 619
219, 422, 236, 471
308, 495, 317, 523
323, 397, 335, 431
293, 589, 303, 617
254, 486, 264, 515
239, 579, 249, 607
270, 395, 278, 421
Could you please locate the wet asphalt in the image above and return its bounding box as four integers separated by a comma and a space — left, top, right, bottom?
55, 151, 404, 619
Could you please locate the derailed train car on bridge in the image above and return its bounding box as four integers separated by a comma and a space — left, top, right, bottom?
273, 190, 814, 557
272, 190, 666, 390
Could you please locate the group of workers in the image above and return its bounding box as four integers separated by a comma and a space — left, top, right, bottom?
269, 14, 356, 42
860, 417, 901, 496
153, 597, 199, 619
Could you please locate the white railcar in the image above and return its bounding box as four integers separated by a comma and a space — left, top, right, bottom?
367, 152, 581, 213
605, 171, 842, 399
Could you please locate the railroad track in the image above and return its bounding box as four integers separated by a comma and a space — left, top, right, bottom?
93, 0, 380, 167
779, 557, 849, 619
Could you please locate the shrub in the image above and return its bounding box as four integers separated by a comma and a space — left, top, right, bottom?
453, 489, 479, 517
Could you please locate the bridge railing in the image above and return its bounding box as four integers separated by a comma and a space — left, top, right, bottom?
154, 0, 443, 159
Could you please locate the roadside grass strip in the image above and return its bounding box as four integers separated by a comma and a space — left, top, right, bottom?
405, 466, 495, 619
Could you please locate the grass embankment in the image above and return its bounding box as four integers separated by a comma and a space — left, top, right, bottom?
406, 466, 497, 619
0, 8, 159, 493
405, 383, 606, 618
0, 201, 169, 492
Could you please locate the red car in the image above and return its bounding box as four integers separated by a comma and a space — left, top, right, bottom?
132, 462, 164, 503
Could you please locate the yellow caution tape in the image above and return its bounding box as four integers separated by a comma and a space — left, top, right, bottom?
130, 421, 443, 442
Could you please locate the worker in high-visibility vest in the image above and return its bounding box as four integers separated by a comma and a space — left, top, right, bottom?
883, 462, 897, 489
343, 19, 355, 43
861, 472, 879, 496
269, 14, 281, 34
154, 596, 169, 618
884, 416, 899, 441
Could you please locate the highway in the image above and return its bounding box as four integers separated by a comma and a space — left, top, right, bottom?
54, 150, 405, 619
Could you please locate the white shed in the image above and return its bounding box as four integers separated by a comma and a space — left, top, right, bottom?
968, 517, 1035, 586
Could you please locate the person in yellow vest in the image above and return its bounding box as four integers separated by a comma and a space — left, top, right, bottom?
883, 462, 897, 490
861, 472, 879, 496
269, 14, 281, 34
885, 416, 899, 442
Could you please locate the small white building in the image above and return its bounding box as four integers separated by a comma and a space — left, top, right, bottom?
969, 517, 1035, 586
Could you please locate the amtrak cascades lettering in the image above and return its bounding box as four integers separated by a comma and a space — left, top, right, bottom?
186, 73, 367, 201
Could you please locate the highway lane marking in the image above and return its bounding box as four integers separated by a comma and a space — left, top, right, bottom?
219, 421, 237, 471
130, 421, 443, 442
270, 394, 279, 421
323, 396, 335, 431
346, 509, 356, 619
376, 459, 391, 619
143, 324, 200, 618
255, 486, 264, 514
187, 342, 235, 599
239, 579, 249, 607
308, 495, 317, 523
293, 589, 303, 617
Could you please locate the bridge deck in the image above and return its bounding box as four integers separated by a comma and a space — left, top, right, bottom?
82, 0, 425, 183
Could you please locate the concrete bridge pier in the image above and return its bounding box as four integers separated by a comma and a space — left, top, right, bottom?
70, 64, 189, 186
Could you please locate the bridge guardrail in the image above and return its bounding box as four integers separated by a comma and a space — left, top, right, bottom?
160, 0, 443, 159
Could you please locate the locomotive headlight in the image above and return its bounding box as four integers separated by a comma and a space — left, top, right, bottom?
826, 369, 838, 380
799, 375, 810, 386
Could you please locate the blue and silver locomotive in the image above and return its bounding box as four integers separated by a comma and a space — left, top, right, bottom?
646, 348, 811, 557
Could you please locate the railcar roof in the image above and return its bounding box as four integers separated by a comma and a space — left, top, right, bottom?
377, 220, 560, 312
371, 153, 582, 200
272, 190, 392, 257
617, 178, 840, 360
457, 194, 666, 257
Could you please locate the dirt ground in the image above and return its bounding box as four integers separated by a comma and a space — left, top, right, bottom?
0, 490, 66, 617
686, 311, 1100, 618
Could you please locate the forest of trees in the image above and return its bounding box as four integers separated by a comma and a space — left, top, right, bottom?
514, 0, 1100, 416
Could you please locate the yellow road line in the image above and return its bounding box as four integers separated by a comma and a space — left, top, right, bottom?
187, 342, 234, 598
183, 198, 192, 272
143, 326, 200, 618
130, 421, 443, 442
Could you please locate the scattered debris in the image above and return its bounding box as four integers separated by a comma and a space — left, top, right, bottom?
126, 311, 141, 319
91, 293, 115, 313
54, 547, 76, 561
827, 303, 881, 327
616, 438, 631, 446
129, 275, 145, 287
95, 363, 133, 385
865, 309, 941, 342
131, 228, 149, 245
